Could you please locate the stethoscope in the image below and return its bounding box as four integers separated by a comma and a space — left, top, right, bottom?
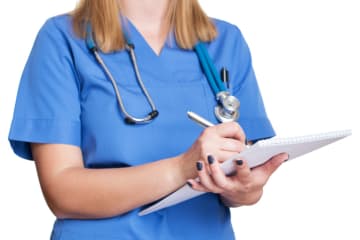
85, 23, 240, 124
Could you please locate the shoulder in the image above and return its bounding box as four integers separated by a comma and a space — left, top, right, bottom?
211, 18, 246, 43
30, 14, 85, 57
41, 14, 72, 31
207, 18, 249, 58
36, 14, 77, 42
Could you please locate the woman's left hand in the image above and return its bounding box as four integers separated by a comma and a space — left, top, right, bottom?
187, 152, 289, 207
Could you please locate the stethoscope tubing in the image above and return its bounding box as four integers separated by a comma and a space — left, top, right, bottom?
194, 43, 226, 94
86, 23, 158, 124
126, 44, 157, 112
194, 44, 220, 94
93, 50, 154, 122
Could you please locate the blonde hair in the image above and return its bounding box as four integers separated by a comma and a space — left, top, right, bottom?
72, 0, 217, 52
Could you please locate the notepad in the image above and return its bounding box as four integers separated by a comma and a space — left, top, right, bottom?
139, 129, 352, 216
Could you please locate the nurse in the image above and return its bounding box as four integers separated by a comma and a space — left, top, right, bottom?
9, 0, 288, 239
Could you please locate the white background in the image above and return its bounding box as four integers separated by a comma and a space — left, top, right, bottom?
0, 1, 359, 239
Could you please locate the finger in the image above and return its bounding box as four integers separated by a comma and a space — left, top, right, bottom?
196, 161, 223, 193
234, 159, 252, 182
207, 155, 233, 191
254, 152, 288, 176
251, 153, 288, 184
213, 122, 246, 143
187, 179, 208, 192
215, 150, 243, 163
219, 138, 246, 153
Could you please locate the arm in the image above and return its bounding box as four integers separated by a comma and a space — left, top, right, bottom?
32, 122, 245, 219
32, 144, 188, 219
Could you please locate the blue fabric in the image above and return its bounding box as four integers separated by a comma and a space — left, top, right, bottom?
9, 14, 275, 240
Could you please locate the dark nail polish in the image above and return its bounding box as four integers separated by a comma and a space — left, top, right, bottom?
236, 160, 243, 166
196, 161, 203, 171
187, 181, 193, 188
207, 155, 215, 164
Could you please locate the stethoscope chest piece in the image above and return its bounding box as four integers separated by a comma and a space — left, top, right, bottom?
215, 91, 240, 123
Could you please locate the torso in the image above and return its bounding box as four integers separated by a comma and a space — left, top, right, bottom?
45, 14, 271, 240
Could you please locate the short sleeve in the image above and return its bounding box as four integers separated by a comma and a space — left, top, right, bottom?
231, 27, 275, 141
8, 18, 81, 160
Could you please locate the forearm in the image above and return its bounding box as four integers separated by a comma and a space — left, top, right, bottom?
40, 156, 188, 219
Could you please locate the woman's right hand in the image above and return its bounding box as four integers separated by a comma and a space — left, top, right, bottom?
178, 122, 247, 180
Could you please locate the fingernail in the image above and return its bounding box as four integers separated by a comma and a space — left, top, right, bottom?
187, 181, 193, 188
236, 160, 243, 166
207, 155, 215, 165
196, 161, 203, 171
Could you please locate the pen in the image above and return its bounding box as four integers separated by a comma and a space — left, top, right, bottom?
220, 67, 230, 89
187, 111, 250, 146
187, 111, 214, 128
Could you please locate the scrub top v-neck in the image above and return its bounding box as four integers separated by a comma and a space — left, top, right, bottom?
9, 14, 275, 240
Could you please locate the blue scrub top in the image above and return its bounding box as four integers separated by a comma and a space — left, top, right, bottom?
9, 14, 275, 240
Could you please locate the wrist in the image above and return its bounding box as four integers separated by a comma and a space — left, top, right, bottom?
220, 194, 242, 208
221, 188, 263, 207
166, 154, 189, 188
172, 153, 197, 183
